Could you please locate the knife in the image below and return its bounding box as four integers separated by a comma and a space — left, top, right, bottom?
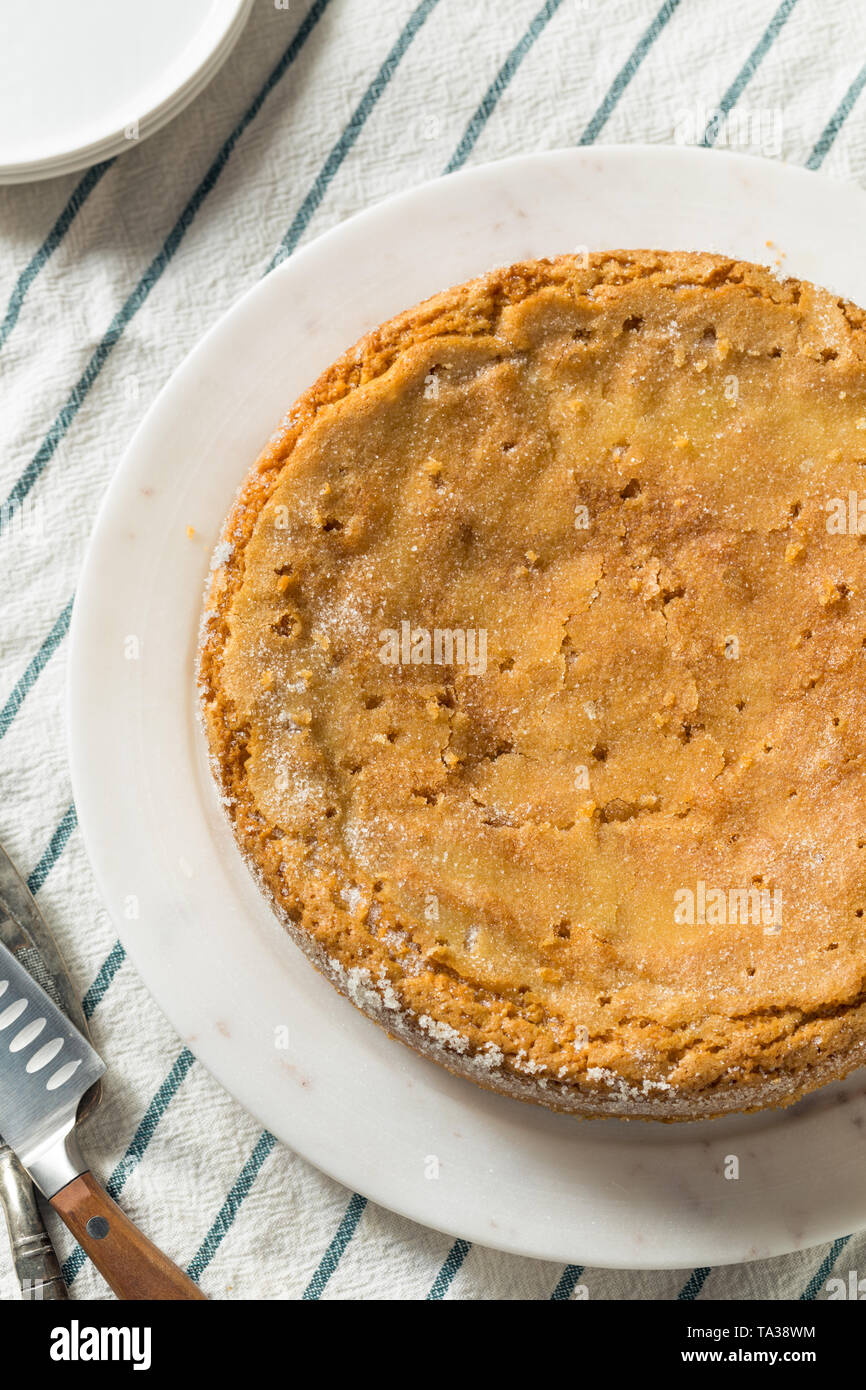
0, 839, 102, 1300
0, 939, 205, 1300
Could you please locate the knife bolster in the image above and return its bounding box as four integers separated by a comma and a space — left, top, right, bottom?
28, 1125, 86, 1200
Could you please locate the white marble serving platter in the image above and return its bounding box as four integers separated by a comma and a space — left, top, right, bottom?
69, 147, 866, 1268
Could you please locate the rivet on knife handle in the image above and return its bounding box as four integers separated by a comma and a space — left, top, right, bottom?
50, 1167, 205, 1301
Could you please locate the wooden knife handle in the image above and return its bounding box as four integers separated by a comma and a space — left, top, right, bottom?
50, 1171, 206, 1301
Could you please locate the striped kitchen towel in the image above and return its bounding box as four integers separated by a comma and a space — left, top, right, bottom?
1, 0, 866, 1300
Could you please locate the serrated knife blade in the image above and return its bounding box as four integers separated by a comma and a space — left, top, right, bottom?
0, 940, 204, 1300
0, 940, 105, 1186
0, 840, 91, 1037
0, 839, 103, 1299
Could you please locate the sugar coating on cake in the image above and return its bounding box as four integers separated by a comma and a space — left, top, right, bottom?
199, 250, 866, 1120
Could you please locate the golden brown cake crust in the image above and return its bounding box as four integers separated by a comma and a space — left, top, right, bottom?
199, 250, 866, 1119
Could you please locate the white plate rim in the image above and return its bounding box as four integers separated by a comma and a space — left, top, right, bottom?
68, 145, 866, 1271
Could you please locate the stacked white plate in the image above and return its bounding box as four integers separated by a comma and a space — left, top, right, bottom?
0, 0, 254, 184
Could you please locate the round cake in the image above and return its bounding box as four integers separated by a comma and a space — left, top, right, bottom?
199, 249, 866, 1120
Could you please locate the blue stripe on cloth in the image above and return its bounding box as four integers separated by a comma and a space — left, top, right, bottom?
678, 1266, 711, 1299
26, 802, 77, 896
427, 1238, 471, 1299
550, 1264, 585, 1299
0, 596, 73, 739
0, 0, 333, 540
270, 0, 441, 270
64, 1047, 197, 1285
0, 161, 114, 354
82, 940, 127, 1020
800, 1236, 850, 1300
579, 0, 684, 145
701, 0, 800, 145
301, 1192, 368, 1299
186, 1130, 277, 1282
806, 62, 866, 169
445, 0, 567, 173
